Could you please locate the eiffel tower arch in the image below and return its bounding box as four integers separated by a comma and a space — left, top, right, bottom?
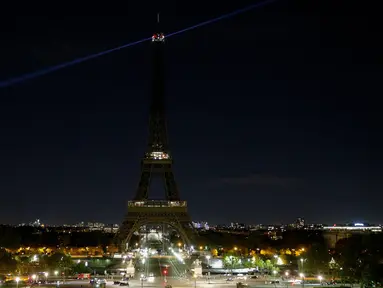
117, 31, 196, 251
119, 201, 195, 251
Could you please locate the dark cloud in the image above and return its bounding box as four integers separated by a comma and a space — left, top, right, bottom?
215, 174, 300, 187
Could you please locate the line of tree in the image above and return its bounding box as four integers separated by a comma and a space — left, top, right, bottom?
0, 225, 117, 249
222, 252, 279, 274
291, 233, 383, 284
0, 248, 111, 275
202, 230, 383, 284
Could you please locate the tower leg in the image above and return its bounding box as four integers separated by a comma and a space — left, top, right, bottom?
134, 170, 151, 200
119, 218, 142, 252
163, 224, 167, 251
164, 170, 180, 200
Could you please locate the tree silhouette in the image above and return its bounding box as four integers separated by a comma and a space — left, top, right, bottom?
0, 226, 21, 248
72, 262, 92, 274
0, 248, 17, 272
45, 252, 73, 271
335, 234, 383, 283
304, 241, 331, 275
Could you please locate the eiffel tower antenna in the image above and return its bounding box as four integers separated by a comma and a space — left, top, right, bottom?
157, 12, 160, 23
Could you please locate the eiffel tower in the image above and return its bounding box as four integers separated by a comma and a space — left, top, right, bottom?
118, 29, 195, 251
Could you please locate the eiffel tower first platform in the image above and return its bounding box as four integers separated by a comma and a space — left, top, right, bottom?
118, 31, 195, 251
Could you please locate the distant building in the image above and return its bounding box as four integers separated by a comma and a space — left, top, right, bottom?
322, 223, 382, 232
192, 221, 209, 230
296, 217, 305, 228
29, 219, 43, 227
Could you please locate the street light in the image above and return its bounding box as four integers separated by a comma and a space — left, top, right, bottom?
44, 272, 48, 282
318, 275, 323, 283
15, 277, 20, 288
300, 258, 305, 274
206, 255, 211, 284
163, 270, 167, 283
272, 271, 277, 288
228, 255, 235, 274
285, 272, 289, 277
54, 271, 59, 276
299, 273, 305, 288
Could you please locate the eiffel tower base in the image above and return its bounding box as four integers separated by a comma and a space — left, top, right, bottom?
118, 200, 195, 251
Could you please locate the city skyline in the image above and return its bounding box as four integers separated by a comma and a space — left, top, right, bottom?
0, 2, 378, 225
5, 217, 381, 228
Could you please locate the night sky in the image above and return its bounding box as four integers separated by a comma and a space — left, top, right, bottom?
0, 2, 380, 225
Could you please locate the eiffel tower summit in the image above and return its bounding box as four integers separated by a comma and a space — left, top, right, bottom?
118, 25, 195, 251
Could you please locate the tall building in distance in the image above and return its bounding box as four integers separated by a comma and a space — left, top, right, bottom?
296, 217, 305, 228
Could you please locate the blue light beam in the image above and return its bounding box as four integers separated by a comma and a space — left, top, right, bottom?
0, 0, 277, 88
0, 37, 151, 88
167, 0, 277, 38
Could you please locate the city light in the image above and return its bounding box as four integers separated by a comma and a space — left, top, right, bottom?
169, 247, 184, 263
1, 217, 380, 283
277, 257, 283, 265
210, 259, 223, 269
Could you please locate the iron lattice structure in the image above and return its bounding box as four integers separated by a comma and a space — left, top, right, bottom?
118, 32, 195, 251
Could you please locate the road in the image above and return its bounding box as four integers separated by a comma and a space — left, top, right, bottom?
136, 255, 188, 278
36, 278, 329, 288
131, 256, 316, 287
29, 257, 332, 288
